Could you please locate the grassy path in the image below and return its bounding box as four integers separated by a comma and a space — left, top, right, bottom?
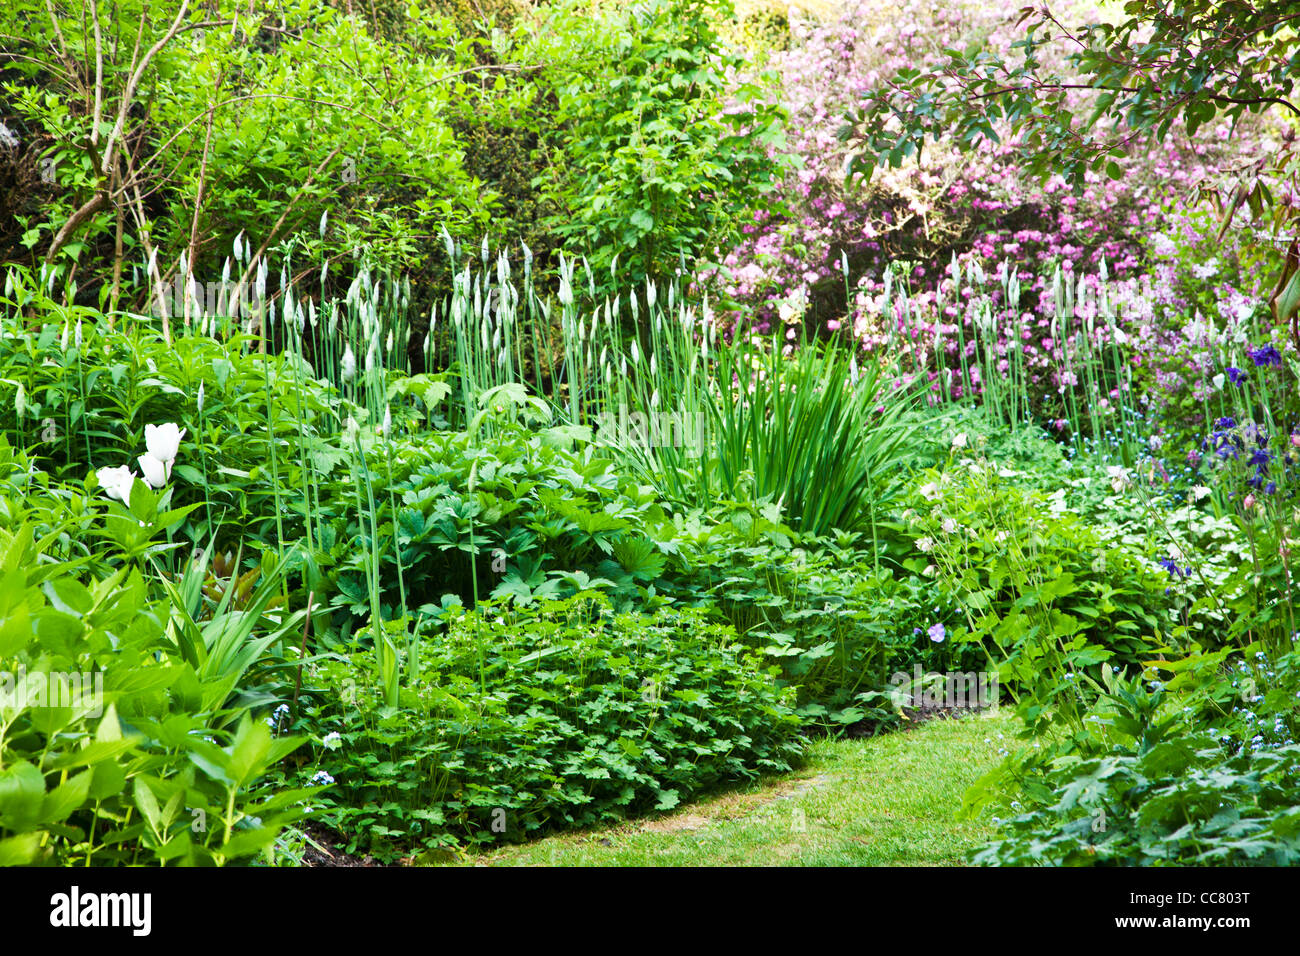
448, 709, 1016, 867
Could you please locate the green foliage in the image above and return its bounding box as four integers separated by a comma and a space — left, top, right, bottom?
321, 423, 677, 624
532, 0, 790, 296
0, 518, 312, 865
902, 456, 1168, 736
296, 595, 802, 858
574, 274, 920, 537
0, 293, 348, 556
661, 505, 955, 726
709, 332, 916, 538
968, 670, 1300, 866
1, 0, 493, 300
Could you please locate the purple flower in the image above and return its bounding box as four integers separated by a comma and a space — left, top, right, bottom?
1248, 345, 1282, 367
1158, 558, 1190, 579
1227, 367, 1245, 385
927, 623, 946, 643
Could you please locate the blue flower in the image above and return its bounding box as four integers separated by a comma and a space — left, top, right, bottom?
1248, 345, 1282, 367
1158, 558, 1192, 579
1227, 367, 1245, 385
927, 622, 946, 643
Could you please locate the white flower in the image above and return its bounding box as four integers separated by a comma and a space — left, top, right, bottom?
1212, 373, 1225, 391
340, 344, 356, 382
918, 482, 941, 501
322, 732, 343, 751
196, 381, 205, 413
1106, 464, 1129, 493
136, 453, 170, 489
96, 465, 135, 505
951, 432, 967, 450
916, 536, 935, 553
941, 517, 958, 534
144, 422, 186, 463
1190, 485, 1212, 502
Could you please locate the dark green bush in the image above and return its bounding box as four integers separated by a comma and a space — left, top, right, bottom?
297, 595, 802, 857
660, 506, 963, 727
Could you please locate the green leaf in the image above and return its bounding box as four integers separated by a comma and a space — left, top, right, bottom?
41, 770, 91, 825
0, 761, 46, 831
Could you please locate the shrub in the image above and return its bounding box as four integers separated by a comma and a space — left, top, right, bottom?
901, 453, 1170, 737
660, 504, 958, 726
296, 595, 802, 858
527, 0, 791, 299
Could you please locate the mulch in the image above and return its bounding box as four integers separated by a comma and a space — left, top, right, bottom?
299, 822, 388, 867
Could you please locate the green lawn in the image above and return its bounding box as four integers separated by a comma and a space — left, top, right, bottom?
445, 708, 1017, 867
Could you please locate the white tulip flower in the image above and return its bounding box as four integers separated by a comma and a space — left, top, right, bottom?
137, 454, 170, 489
144, 423, 186, 463
96, 465, 136, 506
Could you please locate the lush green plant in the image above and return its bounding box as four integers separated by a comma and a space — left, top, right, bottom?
0, 276, 367, 564
293, 594, 802, 859
2, 0, 493, 311
659, 502, 956, 726
967, 669, 1300, 866
902, 452, 1168, 737
320, 422, 678, 627
0, 519, 314, 865
529, 0, 790, 297
707, 331, 917, 539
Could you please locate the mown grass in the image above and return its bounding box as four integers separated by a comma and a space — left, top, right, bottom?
443, 709, 1017, 867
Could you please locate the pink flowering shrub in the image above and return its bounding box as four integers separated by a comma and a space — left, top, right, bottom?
705, 0, 1280, 430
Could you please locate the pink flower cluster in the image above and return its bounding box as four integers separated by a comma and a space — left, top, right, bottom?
704, 0, 1272, 419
